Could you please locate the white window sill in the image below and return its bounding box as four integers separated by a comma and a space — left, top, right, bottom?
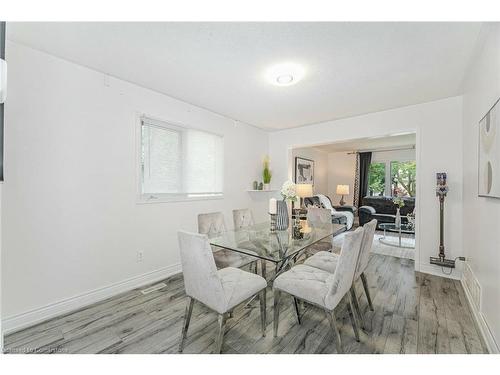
137, 194, 224, 204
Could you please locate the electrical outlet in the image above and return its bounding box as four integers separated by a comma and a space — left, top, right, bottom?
137, 251, 144, 262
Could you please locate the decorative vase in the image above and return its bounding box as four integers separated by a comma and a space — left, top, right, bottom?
395, 207, 401, 229
276, 200, 289, 230
263, 183, 270, 191
253, 181, 258, 190
258, 182, 263, 190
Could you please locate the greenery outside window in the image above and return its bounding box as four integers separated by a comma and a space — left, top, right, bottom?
368, 160, 416, 197
368, 163, 386, 196
391, 161, 416, 197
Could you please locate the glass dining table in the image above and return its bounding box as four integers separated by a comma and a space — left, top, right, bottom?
210, 221, 346, 296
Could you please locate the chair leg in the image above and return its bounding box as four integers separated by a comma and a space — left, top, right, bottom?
325, 309, 343, 354
273, 290, 281, 337
293, 297, 302, 325
259, 290, 267, 337
350, 286, 364, 329
178, 297, 194, 353
347, 295, 360, 342
360, 272, 374, 311
215, 313, 228, 354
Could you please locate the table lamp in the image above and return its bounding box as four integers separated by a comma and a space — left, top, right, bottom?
295, 184, 313, 208
336, 184, 349, 206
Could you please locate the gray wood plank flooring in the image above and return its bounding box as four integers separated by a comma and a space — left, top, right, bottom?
3, 254, 488, 354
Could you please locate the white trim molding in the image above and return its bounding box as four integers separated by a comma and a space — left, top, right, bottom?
419, 263, 462, 281
1, 263, 182, 335
461, 270, 499, 354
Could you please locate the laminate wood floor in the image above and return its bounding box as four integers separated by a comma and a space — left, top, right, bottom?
3, 254, 487, 354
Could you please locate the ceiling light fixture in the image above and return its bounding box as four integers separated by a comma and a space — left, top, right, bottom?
265, 62, 305, 87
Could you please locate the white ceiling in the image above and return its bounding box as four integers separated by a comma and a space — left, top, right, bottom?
7, 22, 481, 130
310, 133, 416, 153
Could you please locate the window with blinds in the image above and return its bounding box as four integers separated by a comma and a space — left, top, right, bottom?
140, 117, 224, 201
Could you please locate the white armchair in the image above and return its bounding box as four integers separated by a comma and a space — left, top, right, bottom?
177, 231, 267, 353
272, 227, 365, 353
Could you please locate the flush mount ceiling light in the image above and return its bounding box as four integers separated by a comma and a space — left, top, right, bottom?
265, 62, 305, 87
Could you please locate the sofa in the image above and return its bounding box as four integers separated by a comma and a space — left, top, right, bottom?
358, 196, 415, 227
303, 194, 354, 230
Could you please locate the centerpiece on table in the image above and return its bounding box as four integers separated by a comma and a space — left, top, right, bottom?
392, 189, 405, 229
276, 180, 298, 230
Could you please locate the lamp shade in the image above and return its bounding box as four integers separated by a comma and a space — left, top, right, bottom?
296, 184, 313, 198
336, 184, 349, 195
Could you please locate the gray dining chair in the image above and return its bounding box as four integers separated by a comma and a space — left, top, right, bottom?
232, 208, 254, 230
177, 231, 267, 353
304, 219, 378, 326
303, 206, 334, 257
273, 227, 365, 353
198, 212, 257, 270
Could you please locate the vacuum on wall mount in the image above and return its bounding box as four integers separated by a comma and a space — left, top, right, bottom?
430, 172, 456, 268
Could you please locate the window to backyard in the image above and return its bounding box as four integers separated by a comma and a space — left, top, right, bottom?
368, 159, 416, 197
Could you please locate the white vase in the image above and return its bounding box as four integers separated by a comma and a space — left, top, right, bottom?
263, 183, 270, 191
395, 208, 401, 228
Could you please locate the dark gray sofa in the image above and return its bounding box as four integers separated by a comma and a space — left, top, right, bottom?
359, 196, 415, 227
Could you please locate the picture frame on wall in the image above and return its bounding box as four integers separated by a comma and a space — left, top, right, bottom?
478, 96, 500, 199
295, 157, 314, 185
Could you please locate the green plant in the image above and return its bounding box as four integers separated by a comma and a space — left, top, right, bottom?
263, 155, 272, 184
392, 195, 405, 208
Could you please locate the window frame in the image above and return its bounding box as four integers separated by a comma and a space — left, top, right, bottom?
368, 157, 416, 197
136, 114, 224, 204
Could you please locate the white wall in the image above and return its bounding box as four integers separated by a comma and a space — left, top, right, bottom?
462, 23, 500, 351
291, 147, 328, 195
269, 96, 464, 279
327, 152, 356, 205
1, 42, 269, 330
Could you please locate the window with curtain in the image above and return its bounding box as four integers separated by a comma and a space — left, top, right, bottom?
368, 159, 416, 197
140, 117, 224, 201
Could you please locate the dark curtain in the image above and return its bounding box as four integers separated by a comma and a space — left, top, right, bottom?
357, 152, 372, 207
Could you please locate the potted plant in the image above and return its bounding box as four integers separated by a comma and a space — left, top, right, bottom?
263, 156, 272, 190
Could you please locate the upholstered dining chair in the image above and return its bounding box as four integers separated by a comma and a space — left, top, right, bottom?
198, 212, 257, 270
304, 219, 378, 327
303, 206, 334, 257
177, 231, 267, 354
232, 208, 254, 230
273, 227, 365, 353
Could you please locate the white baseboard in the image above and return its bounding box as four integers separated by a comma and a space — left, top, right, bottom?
1, 263, 182, 335
461, 278, 499, 354
419, 263, 462, 280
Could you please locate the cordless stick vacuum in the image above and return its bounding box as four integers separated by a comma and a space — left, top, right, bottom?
430, 172, 456, 268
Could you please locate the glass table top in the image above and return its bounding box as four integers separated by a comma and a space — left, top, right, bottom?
379, 222, 415, 234
209, 222, 346, 263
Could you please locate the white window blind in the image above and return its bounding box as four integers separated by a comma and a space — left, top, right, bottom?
140, 117, 224, 201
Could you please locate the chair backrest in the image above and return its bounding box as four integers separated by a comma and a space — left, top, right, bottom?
232, 208, 254, 230
198, 212, 226, 238
324, 227, 364, 310
178, 231, 226, 313
355, 219, 377, 279
306, 206, 332, 225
